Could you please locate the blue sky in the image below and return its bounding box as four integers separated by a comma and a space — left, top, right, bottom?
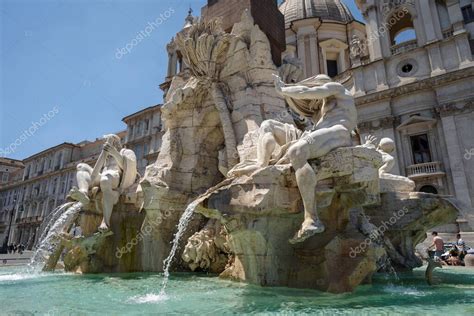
0, 0, 363, 160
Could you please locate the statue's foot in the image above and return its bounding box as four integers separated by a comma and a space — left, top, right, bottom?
289, 220, 325, 244
69, 187, 90, 205
98, 222, 110, 233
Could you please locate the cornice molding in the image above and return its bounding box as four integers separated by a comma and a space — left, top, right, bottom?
435, 98, 474, 117
355, 67, 474, 106
358, 116, 395, 133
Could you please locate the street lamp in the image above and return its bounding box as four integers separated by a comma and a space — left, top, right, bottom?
0, 198, 17, 254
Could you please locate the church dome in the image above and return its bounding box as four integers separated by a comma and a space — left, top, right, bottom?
279, 0, 354, 29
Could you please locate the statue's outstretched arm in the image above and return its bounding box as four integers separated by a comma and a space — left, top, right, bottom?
279, 83, 344, 100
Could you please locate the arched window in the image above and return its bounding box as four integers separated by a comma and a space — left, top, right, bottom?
419, 185, 438, 194
389, 10, 417, 54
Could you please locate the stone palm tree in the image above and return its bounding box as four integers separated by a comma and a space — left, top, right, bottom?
176, 19, 238, 169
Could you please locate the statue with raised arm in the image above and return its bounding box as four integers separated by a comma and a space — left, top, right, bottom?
275, 74, 358, 243
69, 134, 137, 232
227, 74, 357, 243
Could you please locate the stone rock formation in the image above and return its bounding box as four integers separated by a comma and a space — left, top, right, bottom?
139, 11, 293, 272
363, 192, 459, 271
182, 219, 230, 273
193, 146, 462, 293
195, 146, 386, 293
40, 10, 463, 296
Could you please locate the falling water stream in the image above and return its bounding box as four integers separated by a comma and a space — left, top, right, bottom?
30, 202, 83, 270
159, 200, 200, 295
36, 202, 75, 248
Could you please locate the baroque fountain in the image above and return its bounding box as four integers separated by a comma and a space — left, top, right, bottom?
30, 11, 466, 298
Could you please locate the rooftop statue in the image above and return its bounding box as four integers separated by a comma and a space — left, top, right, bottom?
69, 134, 138, 232
350, 34, 367, 61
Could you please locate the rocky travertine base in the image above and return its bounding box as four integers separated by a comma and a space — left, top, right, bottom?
182, 219, 230, 273
139, 12, 292, 271
363, 191, 459, 271
192, 146, 461, 293
62, 195, 145, 273
195, 146, 386, 293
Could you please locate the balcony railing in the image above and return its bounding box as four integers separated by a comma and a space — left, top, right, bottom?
406, 161, 444, 178
442, 27, 454, 39
16, 216, 43, 225
391, 39, 418, 55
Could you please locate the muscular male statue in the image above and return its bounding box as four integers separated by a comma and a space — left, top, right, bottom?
273, 74, 358, 243
227, 75, 357, 243
70, 134, 137, 232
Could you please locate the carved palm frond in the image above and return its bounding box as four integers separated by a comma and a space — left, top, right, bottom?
175, 18, 238, 169
176, 19, 230, 80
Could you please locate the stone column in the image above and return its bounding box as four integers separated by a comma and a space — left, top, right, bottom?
321, 48, 327, 75
309, 33, 319, 75
364, 7, 384, 61
55, 177, 61, 203
297, 33, 307, 78
374, 60, 388, 91
440, 114, 473, 208
427, 43, 446, 76
454, 33, 474, 67
338, 49, 346, 73
352, 66, 365, 96
419, 0, 439, 43
170, 52, 178, 77
447, 0, 465, 32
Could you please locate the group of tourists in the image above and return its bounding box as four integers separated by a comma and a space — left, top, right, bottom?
429, 232, 473, 266
7, 243, 25, 254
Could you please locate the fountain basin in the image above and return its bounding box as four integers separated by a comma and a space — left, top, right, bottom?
1, 265, 473, 314
193, 147, 461, 293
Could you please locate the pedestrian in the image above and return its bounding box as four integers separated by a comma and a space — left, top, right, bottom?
429, 231, 445, 261
456, 233, 466, 252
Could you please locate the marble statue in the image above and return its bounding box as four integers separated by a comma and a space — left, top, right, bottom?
278, 74, 358, 242
350, 35, 367, 61
69, 134, 137, 232
363, 135, 416, 192
230, 74, 358, 243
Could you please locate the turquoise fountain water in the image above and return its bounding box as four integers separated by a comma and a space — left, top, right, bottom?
130, 200, 200, 303
1, 265, 473, 314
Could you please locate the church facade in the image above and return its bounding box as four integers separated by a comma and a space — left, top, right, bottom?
162, 0, 474, 230
278, 0, 474, 230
